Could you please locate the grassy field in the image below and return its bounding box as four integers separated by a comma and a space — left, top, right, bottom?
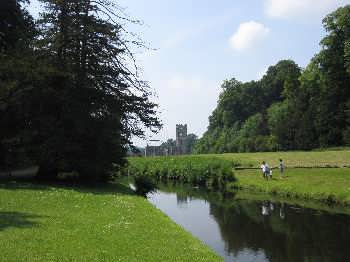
132, 149, 350, 169
0, 179, 221, 262
234, 168, 350, 205
205, 149, 350, 168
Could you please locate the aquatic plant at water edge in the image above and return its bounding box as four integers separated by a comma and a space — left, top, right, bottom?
126, 156, 236, 189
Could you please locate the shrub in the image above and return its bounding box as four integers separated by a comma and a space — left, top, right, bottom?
134, 173, 157, 197
125, 155, 236, 189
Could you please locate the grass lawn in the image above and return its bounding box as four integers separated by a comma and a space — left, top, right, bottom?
136, 149, 350, 168
234, 168, 350, 205
204, 149, 350, 168
0, 179, 221, 262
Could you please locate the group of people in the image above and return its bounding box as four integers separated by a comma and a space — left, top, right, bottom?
260, 159, 284, 180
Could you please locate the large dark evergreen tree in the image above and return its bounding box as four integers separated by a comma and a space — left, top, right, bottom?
0, 0, 36, 169
32, 0, 161, 179
0, 0, 34, 51
0, 0, 161, 180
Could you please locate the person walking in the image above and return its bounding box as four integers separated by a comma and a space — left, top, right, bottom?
265, 162, 271, 180
279, 159, 284, 178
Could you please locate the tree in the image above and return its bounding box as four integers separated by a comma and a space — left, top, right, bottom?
267, 102, 294, 150
0, 0, 35, 52
260, 60, 301, 106
316, 5, 350, 146
33, 0, 161, 180
235, 113, 274, 152
343, 100, 350, 145
196, 60, 300, 153
295, 58, 324, 149
1, 0, 161, 180
0, 0, 36, 169
183, 134, 198, 154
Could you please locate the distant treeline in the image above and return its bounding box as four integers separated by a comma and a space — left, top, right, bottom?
195, 6, 350, 153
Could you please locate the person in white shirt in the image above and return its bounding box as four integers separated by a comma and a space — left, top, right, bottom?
261, 161, 270, 180
260, 162, 266, 178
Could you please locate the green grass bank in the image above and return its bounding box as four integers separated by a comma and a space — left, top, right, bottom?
0, 180, 221, 262
127, 149, 350, 205
234, 168, 350, 205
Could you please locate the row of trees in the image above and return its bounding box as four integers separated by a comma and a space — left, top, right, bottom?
195, 5, 350, 153
0, 0, 160, 180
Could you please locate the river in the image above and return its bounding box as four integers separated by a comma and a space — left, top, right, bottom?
147, 183, 350, 262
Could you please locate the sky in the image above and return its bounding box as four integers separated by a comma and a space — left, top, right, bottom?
27, 0, 350, 147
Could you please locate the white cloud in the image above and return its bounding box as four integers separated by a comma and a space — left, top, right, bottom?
264, 0, 350, 20
229, 21, 270, 52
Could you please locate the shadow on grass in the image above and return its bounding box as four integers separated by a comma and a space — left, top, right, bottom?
0, 177, 134, 196
0, 211, 41, 231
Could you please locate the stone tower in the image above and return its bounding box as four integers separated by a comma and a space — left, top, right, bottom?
176, 124, 187, 154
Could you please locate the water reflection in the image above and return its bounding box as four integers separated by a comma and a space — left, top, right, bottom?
176, 194, 190, 208
148, 183, 350, 262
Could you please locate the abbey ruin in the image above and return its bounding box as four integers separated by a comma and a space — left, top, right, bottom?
145, 124, 195, 156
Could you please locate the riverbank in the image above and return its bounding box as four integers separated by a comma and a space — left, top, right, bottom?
0, 179, 221, 261
127, 150, 350, 206
234, 168, 350, 206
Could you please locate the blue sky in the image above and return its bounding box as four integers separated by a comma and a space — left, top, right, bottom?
28, 0, 350, 147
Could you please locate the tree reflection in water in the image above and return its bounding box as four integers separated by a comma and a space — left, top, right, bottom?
152, 183, 350, 262
210, 199, 350, 262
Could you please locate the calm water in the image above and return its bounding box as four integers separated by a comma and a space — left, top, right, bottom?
147, 184, 350, 262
